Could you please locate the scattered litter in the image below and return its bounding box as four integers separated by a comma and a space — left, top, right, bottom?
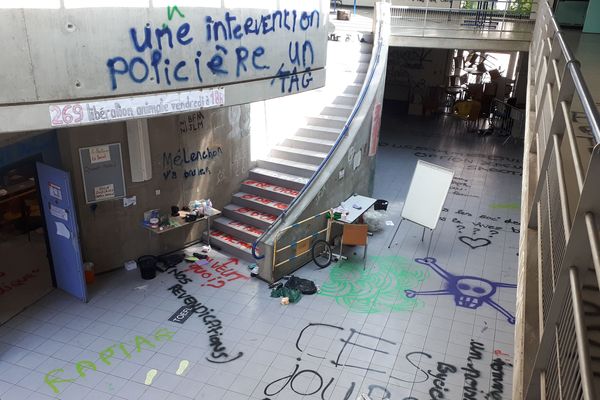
124, 260, 137, 271
250, 266, 259, 277
185, 256, 199, 262
134, 285, 148, 291
201, 245, 211, 253
248, 263, 258, 270
271, 286, 301, 303
192, 252, 208, 260
363, 209, 387, 231
385, 220, 394, 226
280, 297, 290, 305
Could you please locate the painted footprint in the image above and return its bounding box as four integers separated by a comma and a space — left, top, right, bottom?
176, 360, 189, 376
145, 369, 158, 385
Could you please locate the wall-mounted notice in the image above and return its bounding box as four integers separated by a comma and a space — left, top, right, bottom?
48, 182, 62, 200
94, 184, 115, 201
49, 87, 225, 127
90, 145, 111, 164
79, 143, 126, 204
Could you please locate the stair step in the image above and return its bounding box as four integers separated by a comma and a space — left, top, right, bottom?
232, 192, 288, 216
356, 62, 369, 73
240, 179, 299, 204
296, 125, 341, 140
284, 136, 335, 153
321, 104, 353, 117
305, 115, 346, 129
223, 204, 278, 230
249, 168, 308, 191
271, 146, 327, 165
209, 230, 255, 262
334, 94, 358, 106
358, 53, 371, 63
344, 84, 362, 95
353, 72, 367, 84
213, 216, 264, 243
257, 157, 318, 178
360, 43, 374, 54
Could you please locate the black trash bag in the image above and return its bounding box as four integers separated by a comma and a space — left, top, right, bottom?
284, 276, 317, 295
157, 253, 185, 271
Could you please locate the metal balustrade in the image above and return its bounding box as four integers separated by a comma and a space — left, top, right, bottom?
390, 0, 536, 38
520, 0, 600, 399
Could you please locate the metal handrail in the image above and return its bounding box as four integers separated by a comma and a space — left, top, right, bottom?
251, 14, 387, 260
521, 1, 600, 398
530, 4, 599, 144
390, 0, 538, 34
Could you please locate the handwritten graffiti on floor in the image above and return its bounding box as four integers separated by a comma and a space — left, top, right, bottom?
263, 322, 511, 399
183, 256, 249, 288
377, 142, 523, 177
165, 264, 242, 363
43, 328, 176, 394
439, 207, 521, 250
319, 256, 428, 314
406, 257, 517, 324
0, 268, 41, 296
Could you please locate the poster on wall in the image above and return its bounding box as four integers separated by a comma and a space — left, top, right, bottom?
79, 143, 126, 204
369, 103, 382, 157
49, 88, 225, 127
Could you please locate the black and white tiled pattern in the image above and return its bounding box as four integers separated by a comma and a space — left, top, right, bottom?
0, 114, 522, 400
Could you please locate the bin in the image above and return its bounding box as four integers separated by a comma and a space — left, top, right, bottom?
374, 199, 389, 211
137, 255, 158, 280
84, 262, 95, 284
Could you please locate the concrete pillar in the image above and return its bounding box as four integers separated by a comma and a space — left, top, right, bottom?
583, 0, 600, 33
514, 52, 528, 107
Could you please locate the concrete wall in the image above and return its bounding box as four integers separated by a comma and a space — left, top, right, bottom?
56, 105, 251, 273
0, 4, 327, 103
0, 1, 328, 133
258, 3, 391, 282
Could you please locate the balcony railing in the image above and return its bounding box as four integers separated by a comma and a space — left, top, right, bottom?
520, 1, 600, 399
390, 0, 536, 40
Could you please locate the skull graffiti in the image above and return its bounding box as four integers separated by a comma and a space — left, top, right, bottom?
405, 258, 517, 324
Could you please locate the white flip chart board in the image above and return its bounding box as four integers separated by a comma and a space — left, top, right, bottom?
401, 160, 454, 230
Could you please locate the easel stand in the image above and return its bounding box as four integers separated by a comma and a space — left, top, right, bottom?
387, 217, 434, 257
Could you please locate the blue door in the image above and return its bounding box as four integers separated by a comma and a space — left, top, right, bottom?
36, 162, 87, 302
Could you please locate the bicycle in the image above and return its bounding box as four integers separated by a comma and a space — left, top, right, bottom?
310, 211, 341, 269
311, 239, 333, 268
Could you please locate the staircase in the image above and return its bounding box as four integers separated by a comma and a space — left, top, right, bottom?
209, 35, 374, 261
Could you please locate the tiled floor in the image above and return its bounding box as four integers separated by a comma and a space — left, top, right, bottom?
0, 114, 523, 400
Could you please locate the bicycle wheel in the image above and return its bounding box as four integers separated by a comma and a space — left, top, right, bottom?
312, 240, 332, 268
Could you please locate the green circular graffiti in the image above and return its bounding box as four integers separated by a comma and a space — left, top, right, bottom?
319, 256, 428, 314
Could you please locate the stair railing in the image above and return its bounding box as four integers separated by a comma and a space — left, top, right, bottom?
520, 1, 600, 399
251, 4, 388, 261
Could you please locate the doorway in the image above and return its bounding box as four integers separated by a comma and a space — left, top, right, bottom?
0, 156, 54, 324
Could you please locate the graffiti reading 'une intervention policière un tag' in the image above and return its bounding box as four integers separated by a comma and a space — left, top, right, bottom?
107, 9, 320, 93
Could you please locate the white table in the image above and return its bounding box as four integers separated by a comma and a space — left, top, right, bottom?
335, 194, 377, 224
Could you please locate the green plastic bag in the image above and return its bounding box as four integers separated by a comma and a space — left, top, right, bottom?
270, 287, 302, 303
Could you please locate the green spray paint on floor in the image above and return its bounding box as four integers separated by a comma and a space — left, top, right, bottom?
490, 202, 520, 209
319, 256, 428, 313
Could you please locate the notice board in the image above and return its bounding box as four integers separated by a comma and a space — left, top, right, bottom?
79, 143, 126, 204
